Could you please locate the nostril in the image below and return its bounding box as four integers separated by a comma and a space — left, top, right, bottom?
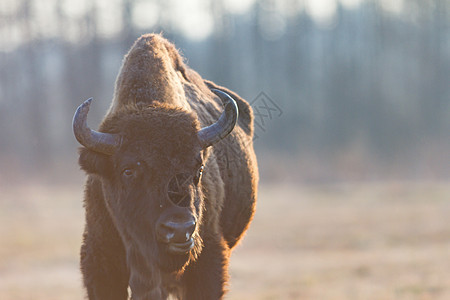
157, 223, 176, 243
166, 231, 175, 241
179, 220, 196, 241
186, 220, 196, 236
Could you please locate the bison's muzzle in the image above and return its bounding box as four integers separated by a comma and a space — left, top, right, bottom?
156, 219, 196, 254
156, 207, 197, 255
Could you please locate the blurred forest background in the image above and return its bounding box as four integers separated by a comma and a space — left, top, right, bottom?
0, 0, 449, 183
1, 1, 450, 299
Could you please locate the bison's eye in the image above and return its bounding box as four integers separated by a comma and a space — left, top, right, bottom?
123, 169, 133, 176
122, 168, 135, 178
120, 161, 142, 179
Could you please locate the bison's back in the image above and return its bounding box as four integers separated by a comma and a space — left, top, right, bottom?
182, 68, 258, 249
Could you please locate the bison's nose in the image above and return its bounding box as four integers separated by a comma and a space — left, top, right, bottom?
157, 220, 196, 244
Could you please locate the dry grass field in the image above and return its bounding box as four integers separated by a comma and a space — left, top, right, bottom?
1, 181, 450, 299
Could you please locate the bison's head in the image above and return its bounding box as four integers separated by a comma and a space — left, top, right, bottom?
73, 90, 237, 271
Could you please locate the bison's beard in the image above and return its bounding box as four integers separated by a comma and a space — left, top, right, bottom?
124, 234, 204, 299
126, 235, 203, 273
157, 234, 203, 272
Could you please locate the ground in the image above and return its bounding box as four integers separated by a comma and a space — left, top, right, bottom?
1, 181, 449, 299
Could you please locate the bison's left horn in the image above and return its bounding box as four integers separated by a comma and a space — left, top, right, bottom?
198, 89, 239, 148
72, 98, 121, 155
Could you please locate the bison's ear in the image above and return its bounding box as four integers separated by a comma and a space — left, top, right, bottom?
78, 148, 114, 177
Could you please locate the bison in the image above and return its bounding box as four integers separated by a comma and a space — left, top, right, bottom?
72, 34, 258, 299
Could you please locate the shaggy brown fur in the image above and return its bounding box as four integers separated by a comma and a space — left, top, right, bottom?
77, 34, 258, 300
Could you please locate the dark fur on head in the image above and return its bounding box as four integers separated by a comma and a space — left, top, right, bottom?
80, 103, 205, 268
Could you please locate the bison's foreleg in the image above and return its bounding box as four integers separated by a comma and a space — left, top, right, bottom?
182, 236, 230, 300
80, 230, 129, 300
81, 178, 129, 300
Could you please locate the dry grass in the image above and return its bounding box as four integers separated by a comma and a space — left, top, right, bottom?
1, 181, 450, 299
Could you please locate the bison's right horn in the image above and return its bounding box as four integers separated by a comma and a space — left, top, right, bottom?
197, 89, 239, 148
72, 98, 121, 155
